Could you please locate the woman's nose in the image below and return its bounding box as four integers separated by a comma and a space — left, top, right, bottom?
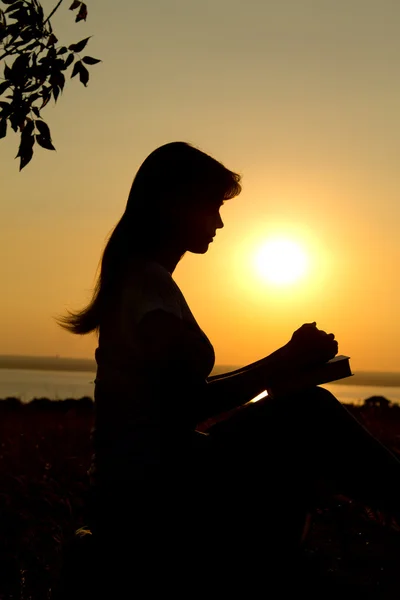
216, 213, 224, 229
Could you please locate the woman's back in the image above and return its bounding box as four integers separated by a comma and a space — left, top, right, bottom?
90, 257, 215, 485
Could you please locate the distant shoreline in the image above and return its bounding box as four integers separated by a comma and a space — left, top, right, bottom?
1, 355, 400, 387
0, 355, 96, 373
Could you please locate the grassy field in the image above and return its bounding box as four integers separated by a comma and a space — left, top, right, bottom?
0, 396, 400, 599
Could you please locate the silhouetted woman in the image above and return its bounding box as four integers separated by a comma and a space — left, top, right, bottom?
58, 142, 400, 596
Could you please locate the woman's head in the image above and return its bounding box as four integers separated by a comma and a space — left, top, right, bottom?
58, 142, 241, 334
123, 141, 241, 252
127, 141, 241, 206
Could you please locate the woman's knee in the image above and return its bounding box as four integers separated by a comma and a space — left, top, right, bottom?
282, 386, 341, 420
306, 385, 339, 406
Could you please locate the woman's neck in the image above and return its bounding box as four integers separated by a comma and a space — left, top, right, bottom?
148, 246, 186, 274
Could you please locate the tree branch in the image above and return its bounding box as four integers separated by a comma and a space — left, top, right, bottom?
0, 37, 42, 62
0, 34, 22, 62
43, 0, 65, 25
0, 48, 19, 61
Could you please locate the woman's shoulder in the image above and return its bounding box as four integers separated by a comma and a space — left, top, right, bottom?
121, 258, 183, 322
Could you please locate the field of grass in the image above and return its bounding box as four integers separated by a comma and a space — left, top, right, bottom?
0, 396, 400, 598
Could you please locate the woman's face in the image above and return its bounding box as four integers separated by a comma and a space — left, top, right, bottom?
178, 199, 225, 254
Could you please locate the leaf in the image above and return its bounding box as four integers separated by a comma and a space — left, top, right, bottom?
41, 87, 52, 108
16, 121, 35, 169
57, 46, 68, 55
70, 60, 81, 78
56, 58, 67, 71
32, 64, 47, 85
64, 53, 74, 69
5, 2, 23, 12
36, 134, 55, 151
40, 95, 51, 110
27, 93, 40, 103
19, 25, 32, 41
0, 101, 12, 118
82, 56, 101, 65
10, 112, 20, 132
47, 33, 58, 47
21, 119, 34, 137
68, 36, 91, 53
71, 60, 89, 85
6, 8, 26, 23
51, 70, 65, 91
36, 2, 44, 25
12, 52, 30, 71
35, 119, 51, 139
22, 39, 40, 52
4, 63, 12, 79
9, 100, 30, 132
75, 3, 87, 22
78, 63, 89, 86
55, 57, 66, 70
1, 0, 20, 4
47, 46, 57, 61
0, 119, 6, 139
24, 81, 42, 93
3, 22, 19, 40
52, 85, 60, 102
0, 81, 10, 96
31, 106, 40, 118
5, 38, 26, 49
69, 0, 81, 9
58, 71, 65, 91
18, 145, 34, 170
11, 53, 30, 80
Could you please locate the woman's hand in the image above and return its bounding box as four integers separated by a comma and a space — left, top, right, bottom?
286, 322, 339, 370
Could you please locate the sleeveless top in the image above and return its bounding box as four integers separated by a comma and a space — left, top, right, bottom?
90, 258, 215, 485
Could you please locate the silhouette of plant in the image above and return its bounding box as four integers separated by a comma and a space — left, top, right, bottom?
0, 0, 100, 170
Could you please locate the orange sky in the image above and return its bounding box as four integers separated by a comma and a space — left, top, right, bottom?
1, 0, 400, 372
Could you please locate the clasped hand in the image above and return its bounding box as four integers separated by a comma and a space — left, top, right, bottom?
287, 322, 338, 369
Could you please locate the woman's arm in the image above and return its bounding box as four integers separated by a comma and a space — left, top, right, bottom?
207, 351, 286, 382
136, 310, 280, 424
200, 343, 296, 420
201, 322, 339, 421
137, 313, 338, 425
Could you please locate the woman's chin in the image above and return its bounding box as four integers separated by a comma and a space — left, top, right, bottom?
189, 240, 212, 254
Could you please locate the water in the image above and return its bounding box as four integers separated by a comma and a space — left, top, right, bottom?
322, 382, 400, 406
0, 367, 400, 406
0, 368, 96, 402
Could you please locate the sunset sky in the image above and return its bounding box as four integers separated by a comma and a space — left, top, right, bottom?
1, 0, 400, 372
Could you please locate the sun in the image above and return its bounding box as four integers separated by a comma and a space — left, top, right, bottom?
253, 238, 309, 286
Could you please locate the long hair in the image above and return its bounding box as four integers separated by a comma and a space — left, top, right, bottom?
57, 141, 242, 335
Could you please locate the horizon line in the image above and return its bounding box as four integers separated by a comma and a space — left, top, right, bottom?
0, 353, 400, 377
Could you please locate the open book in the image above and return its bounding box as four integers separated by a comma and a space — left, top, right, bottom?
265, 354, 352, 399
197, 355, 352, 433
